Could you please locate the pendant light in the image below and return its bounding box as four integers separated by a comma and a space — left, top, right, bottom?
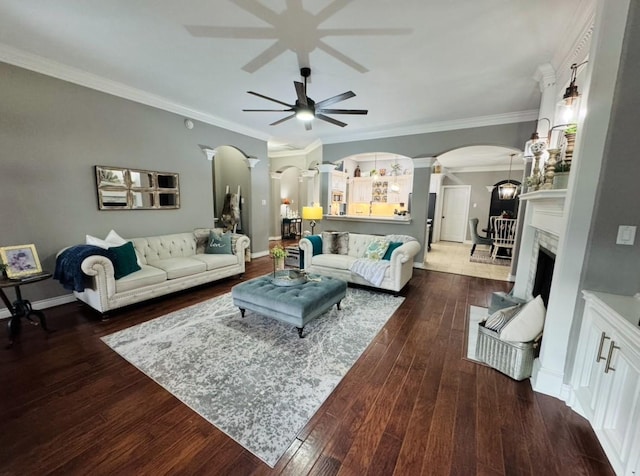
498, 154, 519, 200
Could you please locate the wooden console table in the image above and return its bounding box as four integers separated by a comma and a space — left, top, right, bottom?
0, 272, 52, 348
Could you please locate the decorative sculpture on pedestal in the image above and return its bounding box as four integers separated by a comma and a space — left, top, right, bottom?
529, 140, 547, 191
541, 148, 560, 190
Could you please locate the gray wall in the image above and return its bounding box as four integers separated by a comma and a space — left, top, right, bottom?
322, 123, 534, 253
443, 170, 521, 240
0, 62, 267, 305
582, 1, 640, 294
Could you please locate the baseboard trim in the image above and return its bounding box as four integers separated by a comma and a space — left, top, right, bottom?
530, 358, 567, 400
0, 294, 76, 319
252, 250, 269, 259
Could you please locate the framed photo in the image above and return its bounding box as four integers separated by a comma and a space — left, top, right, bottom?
0, 244, 43, 279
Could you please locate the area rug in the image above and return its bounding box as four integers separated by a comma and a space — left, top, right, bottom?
101, 286, 404, 467
466, 305, 488, 362
469, 250, 511, 266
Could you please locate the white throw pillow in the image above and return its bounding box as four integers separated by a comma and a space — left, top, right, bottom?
85, 234, 111, 249
499, 295, 546, 342
86, 230, 143, 266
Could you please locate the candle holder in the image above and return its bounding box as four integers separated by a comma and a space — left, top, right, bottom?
541, 148, 560, 190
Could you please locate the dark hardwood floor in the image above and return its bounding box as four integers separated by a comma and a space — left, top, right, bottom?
0, 253, 613, 475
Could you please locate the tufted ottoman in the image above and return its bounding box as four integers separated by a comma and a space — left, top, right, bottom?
231, 275, 347, 337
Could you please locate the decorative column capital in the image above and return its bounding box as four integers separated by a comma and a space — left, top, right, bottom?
533, 63, 556, 92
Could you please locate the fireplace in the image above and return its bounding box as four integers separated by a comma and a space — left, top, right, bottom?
532, 247, 556, 307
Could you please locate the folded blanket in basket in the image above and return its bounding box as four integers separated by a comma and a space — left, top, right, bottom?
54, 245, 115, 292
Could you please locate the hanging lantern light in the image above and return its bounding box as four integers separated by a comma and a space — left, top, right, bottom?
498, 154, 519, 200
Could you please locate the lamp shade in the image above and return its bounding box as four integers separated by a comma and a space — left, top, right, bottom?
302, 206, 323, 220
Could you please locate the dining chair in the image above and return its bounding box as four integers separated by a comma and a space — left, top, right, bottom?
491, 218, 517, 259
468, 218, 493, 256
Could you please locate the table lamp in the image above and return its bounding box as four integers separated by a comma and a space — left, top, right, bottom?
302, 206, 323, 235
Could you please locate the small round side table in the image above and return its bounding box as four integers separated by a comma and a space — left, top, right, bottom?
0, 272, 52, 348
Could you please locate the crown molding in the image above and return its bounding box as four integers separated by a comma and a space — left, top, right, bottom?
552, 1, 596, 86
0, 43, 270, 142
268, 139, 323, 158
322, 110, 539, 145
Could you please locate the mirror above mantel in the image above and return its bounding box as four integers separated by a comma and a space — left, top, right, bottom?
95, 166, 180, 210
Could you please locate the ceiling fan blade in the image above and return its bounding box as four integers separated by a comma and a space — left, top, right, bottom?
315, 91, 356, 108
317, 108, 368, 115
294, 81, 307, 106
247, 91, 293, 108
270, 114, 296, 126
305, 122, 312, 131
242, 108, 292, 112
316, 113, 347, 128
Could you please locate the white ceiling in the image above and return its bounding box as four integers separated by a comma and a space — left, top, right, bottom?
0, 0, 594, 167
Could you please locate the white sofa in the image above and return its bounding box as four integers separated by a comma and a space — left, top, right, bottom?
298, 233, 421, 294
68, 231, 250, 313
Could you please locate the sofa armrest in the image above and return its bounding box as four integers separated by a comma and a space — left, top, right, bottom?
389, 240, 421, 266
80, 254, 117, 300
299, 238, 313, 269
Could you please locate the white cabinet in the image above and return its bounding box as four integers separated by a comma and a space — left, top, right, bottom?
330, 171, 347, 193
572, 291, 640, 475
350, 177, 372, 203
388, 175, 412, 205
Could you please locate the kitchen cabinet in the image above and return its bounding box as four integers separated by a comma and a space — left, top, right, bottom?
387, 175, 412, 205
350, 177, 372, 203
571, 291, 640, 475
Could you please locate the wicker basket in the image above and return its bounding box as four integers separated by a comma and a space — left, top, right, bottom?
476, 322, 540, 381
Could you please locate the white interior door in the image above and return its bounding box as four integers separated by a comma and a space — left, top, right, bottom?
440, 186, 471, 242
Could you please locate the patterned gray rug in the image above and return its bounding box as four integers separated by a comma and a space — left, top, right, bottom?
469, 249, 511, 266
101, 286, 404, 467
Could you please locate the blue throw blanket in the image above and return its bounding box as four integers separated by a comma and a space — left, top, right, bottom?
54, 245, 115, 292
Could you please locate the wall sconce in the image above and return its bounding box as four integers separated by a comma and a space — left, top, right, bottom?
497, 154, 519, 200
246, 157, 260, 168
558, 61, 588, 124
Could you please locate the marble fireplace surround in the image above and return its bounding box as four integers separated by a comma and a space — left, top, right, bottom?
512, 190, 567, 300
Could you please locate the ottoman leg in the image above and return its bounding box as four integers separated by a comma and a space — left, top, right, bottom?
336, 300, 342, 310
239, 308, 246, 317
296, 327, 305, 338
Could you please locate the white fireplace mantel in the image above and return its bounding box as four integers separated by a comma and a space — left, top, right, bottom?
518, 190, 567, 238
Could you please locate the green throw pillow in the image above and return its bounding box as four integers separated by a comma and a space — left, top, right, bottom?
110, 241, 141, 279
382, 241, 403, 260
364, 239, 391, 260
206, 231, 232, 254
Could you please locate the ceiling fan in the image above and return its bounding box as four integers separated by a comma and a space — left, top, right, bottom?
242, 67, 368, 130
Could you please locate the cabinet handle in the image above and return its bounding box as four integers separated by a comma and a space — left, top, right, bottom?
604, 341, 620, 373
596, 331, 610, 362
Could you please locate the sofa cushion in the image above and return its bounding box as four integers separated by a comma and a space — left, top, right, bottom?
192, 253, 238, 270
322, 231, 349, 254
194, 227, 225, 254
364, 238, 390, 260
312, 253, 357, 270
114, 265, 167, 293
382, 241, 403, 260
206, 231, 232, 254
150, 257, 207, 279
110, 242, 142, 279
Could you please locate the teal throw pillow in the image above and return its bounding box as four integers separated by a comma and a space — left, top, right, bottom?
206, 231, 232, 254
364, 239, 391, 260
382, 241, 403, 260
110, 241, 141, 279
307, 235, 323, 256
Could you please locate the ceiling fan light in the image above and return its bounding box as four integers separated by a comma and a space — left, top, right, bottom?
296, 108, 314, 122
